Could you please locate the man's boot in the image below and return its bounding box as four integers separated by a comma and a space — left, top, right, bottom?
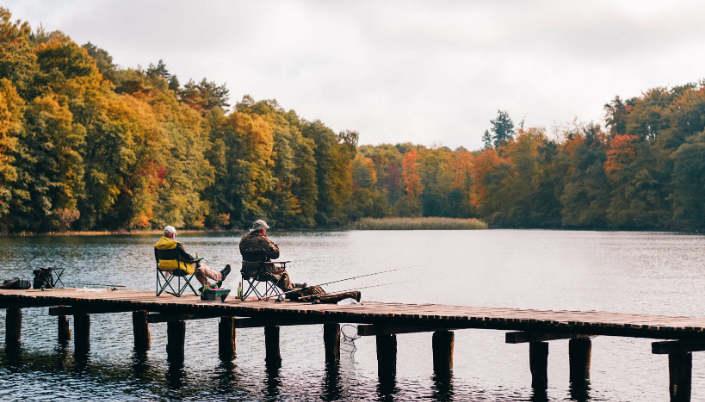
293, 282, 307, 289
216, 264, 231, 288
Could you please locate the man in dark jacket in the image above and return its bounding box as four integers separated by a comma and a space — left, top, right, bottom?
239, 220, 305, 291
155, 226, 231, 288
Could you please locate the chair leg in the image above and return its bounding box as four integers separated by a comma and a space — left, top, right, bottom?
243, 278, 264, 300
179, 274, 198, 296
186, 276, 199, 296
158, 271, 179, 297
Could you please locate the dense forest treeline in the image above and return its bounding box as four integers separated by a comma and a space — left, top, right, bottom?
1, 8, 705, 233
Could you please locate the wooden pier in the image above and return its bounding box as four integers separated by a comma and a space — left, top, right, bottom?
2, 288, 705, 401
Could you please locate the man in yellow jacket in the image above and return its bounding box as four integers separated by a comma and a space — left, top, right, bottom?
155, 226, 231, 289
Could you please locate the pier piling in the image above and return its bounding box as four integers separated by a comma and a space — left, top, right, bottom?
432, 330, 454, 375
74, 313, 90, 353
669, 352, 692, 402
5, 308, 21, 347
4, 288, 705, 397
166, 320, 186, 361
265, 326, 281, 366
58, 314, 71, 343
376, 334, 397, 379
569, 338, 591, 382
132, 311, 150, 352
529, 341, 549, 390
218, 317, 236, 360
324, 323, 341, 363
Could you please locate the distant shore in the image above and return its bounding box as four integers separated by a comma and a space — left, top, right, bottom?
2, 217, 490, 236
348, 217, 488, 230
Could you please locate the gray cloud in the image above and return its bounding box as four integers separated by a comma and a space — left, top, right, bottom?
6, 0, 705, 149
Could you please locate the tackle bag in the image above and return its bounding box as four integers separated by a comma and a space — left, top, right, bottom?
0, 277, 31, 289
33, 267, 54, 289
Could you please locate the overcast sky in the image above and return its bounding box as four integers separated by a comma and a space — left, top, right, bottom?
5, 1, 705, 149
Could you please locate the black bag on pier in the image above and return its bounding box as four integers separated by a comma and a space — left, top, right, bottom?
33, 267, 54, 289
0, 277, 31, 289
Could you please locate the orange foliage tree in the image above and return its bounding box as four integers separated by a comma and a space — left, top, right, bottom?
401, 149, 423, 199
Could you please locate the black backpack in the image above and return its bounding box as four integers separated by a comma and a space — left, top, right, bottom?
0, 277, 31, 290
33, 267, 54, 289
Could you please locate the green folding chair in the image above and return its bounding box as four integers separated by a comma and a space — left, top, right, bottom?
155, 248, 200, 297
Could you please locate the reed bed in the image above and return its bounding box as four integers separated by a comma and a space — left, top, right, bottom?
349, 217, 487, 230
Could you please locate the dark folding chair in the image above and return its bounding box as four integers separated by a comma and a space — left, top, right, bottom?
155, 249, 201, 297
241, 261, 290, 301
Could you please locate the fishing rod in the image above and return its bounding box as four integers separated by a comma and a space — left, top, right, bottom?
297, 280, 412, 300
262, 265, 419, 300
72, 283, 127, 291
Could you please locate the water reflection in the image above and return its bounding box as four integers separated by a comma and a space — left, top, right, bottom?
431, 373, 454, 401
214, 360, 238, 394
131, 352, 152, 381
322, 361, 342, 401
264, 362, 282, 399
53, 344, 72, 370
569, 380, 591, 401
529, 389, 548, 402
165, 359, 185, 389
376, 376, 397, 401
3, 346, 22, 368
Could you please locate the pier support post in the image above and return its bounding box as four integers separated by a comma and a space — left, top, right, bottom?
569, 338, 591, 382
529, 341, 549, 390
432, 330, 454, 375
265, 326, 281, 366
669, 352, 692, 402
58, 314, 71, 344
5, 308, 21, 347
166, 320, 186, 361
324, 323, 341, 363
219, 317, 236, 360
133, 311, 151, 352
74, 313, 90, 354
376, 334, 397, 380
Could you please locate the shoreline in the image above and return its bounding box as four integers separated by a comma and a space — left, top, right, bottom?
2, 227, 702, 237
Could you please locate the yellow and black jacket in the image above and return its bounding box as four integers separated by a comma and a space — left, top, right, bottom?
154, 236, 196, 275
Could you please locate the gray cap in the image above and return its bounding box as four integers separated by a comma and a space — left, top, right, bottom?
249, 219, 270, 233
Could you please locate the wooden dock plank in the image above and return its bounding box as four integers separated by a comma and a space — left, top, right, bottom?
2, 289, 705, 340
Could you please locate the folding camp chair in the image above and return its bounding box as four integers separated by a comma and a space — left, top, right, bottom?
241, 261, 291, 301
155, 250, 201, 297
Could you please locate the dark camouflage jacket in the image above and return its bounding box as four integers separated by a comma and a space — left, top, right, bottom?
239, 232, 280, 278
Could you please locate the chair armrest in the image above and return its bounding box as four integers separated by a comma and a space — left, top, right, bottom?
181, 257, 203, 264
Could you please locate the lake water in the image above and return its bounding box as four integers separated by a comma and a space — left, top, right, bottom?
1, 230, 705, 401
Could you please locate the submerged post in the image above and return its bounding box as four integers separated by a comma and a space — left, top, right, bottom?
569, 338, 591, 382
264, 326, 281, 366
324, 323, 341, 363
5, 308, 21, 347
219, 317, 236, 360
376, 334, 397, 380
432, 330, 454, 375
74, 313, 90, 354
529, 341, 549, 390
669, 352, 692, 402
133, 311, 151, 352
166, 320, 186, 361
